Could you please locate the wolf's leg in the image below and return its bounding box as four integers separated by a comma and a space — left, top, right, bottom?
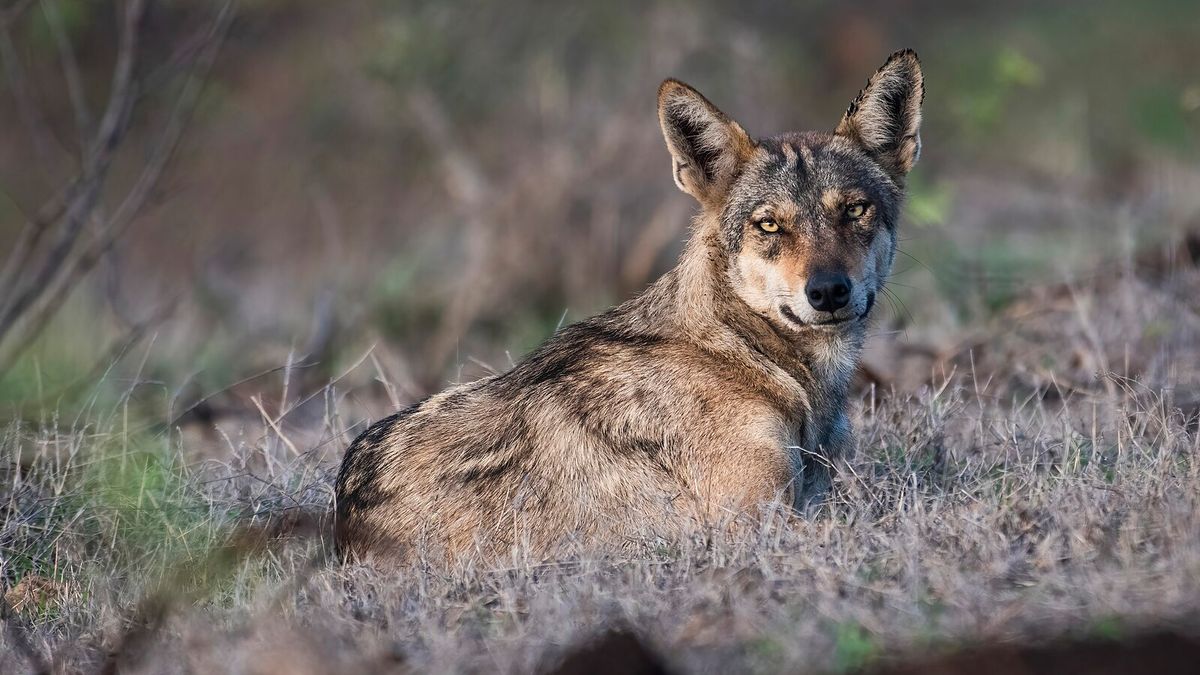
796, 411, 854, 514
700, 443, 796, 518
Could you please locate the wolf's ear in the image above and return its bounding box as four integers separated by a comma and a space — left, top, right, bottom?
658, 79, 754, 204
835, 49, 924, 180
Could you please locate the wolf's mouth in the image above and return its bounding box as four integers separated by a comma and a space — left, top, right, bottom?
779, 289, 877, 329
780, 305, 856, 328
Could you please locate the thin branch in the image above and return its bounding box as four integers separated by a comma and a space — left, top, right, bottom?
40, 0, 91, 149
110, 0, 233, 229
0, 180, 75, 303
86, 0, 144, 167
0, 0, 146, 350
0, 0, 234, 375
138, 17, 224, 98
0, 0, 227, 304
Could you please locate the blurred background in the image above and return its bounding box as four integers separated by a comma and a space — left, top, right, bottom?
1, 0, 1198, 425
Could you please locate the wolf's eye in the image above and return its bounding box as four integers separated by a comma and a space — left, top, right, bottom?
846, 203, 867, 219
757, 219, 779, 233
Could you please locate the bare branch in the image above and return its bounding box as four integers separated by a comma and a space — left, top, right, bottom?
0, 180, 74, 300
0, 0, 145, 351
109, 0, 233, 228
87, 0, 144, 163
0, 1, 235, 375
40, 0, 92, 149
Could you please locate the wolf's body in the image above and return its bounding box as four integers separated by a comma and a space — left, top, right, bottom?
336, 50, 924, 563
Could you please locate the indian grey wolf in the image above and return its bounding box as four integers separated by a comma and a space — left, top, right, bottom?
336, 50, 924, 563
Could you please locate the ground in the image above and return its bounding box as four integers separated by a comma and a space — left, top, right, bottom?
2, 239, 1199, 673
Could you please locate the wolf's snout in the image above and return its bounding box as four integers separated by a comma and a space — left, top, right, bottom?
805, 271, 852, 312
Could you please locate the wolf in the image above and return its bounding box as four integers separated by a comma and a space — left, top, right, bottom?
335, 50, 924, 563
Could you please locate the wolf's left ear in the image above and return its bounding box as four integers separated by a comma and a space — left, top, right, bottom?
835, 49, 924, 180
658, 79, 754, 205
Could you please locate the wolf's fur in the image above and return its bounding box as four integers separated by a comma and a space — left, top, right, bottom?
335, 50, 924, 563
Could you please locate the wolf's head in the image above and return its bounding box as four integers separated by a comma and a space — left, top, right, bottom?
658, 50, 923, 337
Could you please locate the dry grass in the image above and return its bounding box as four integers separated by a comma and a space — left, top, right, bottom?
2, 258, 1199, 674
2, 3, 1199, 673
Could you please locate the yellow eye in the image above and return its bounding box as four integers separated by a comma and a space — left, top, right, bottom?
846, 203, 866, 219
758, 219, 779, 233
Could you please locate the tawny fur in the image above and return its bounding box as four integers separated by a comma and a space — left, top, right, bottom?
335, 50, 924, 563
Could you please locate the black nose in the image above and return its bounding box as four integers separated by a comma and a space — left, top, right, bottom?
806, 271, 852, 312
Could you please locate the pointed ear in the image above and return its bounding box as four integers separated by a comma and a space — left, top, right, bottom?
657, 79, 754, 204
835, 49, 924, 180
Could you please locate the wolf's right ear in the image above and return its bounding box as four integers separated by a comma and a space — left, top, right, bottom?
657, 79, 754, 205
